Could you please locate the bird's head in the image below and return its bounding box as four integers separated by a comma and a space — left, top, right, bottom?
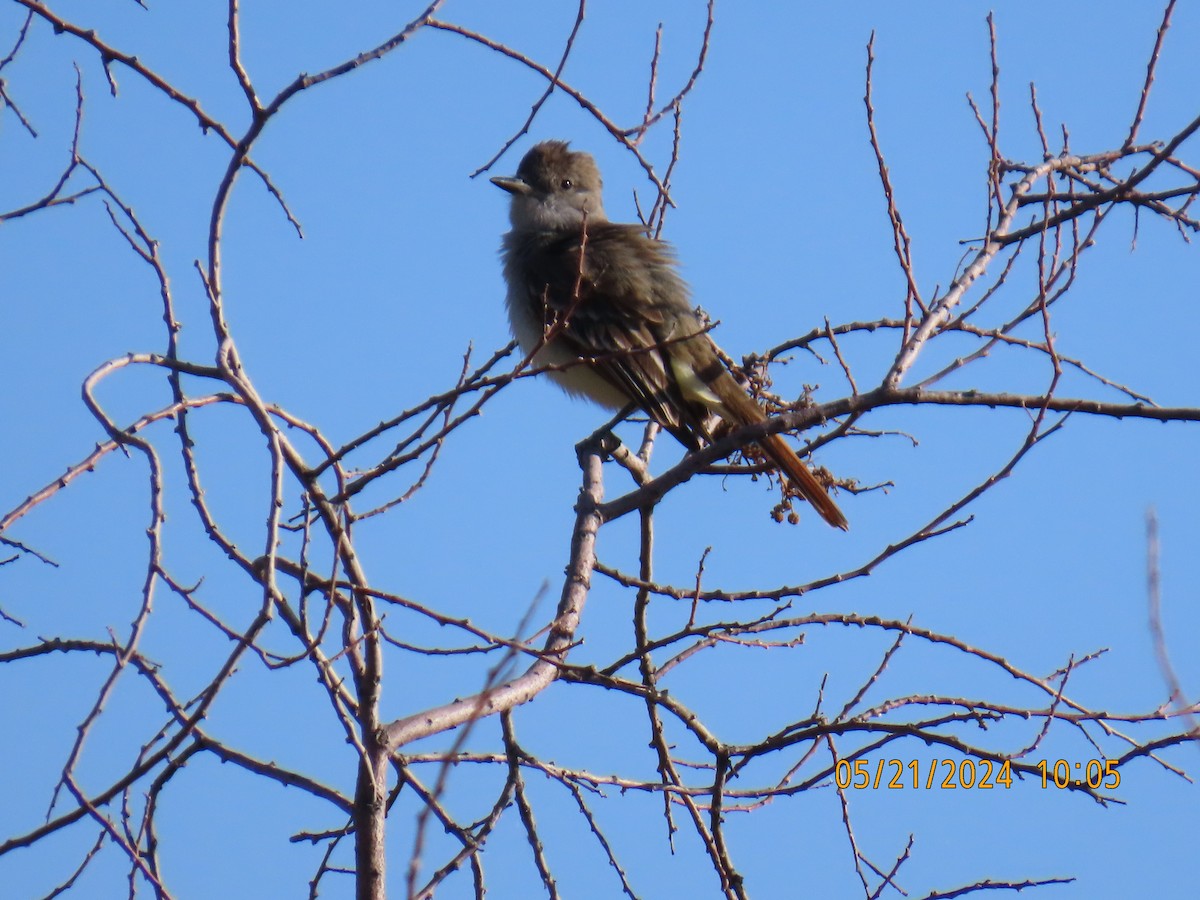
491, 140, 607, 231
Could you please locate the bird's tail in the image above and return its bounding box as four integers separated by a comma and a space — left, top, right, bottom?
758, 432, 849, 531
708, 376, 849, 530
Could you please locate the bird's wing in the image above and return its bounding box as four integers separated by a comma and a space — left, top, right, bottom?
522, 223, 716, 448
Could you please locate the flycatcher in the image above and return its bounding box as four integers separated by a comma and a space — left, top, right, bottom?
491, 141, 848, 530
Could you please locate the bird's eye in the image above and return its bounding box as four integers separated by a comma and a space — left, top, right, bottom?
560, 178, 573, 190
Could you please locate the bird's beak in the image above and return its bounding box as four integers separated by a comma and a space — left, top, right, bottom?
490, 175, 531, 196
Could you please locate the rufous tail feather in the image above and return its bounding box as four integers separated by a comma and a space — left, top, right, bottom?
760, 433, 849, 530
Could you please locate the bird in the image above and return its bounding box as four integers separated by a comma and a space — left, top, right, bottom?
491, 141, 848, 530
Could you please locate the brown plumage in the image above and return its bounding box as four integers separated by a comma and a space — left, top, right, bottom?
493, 141, 848, 530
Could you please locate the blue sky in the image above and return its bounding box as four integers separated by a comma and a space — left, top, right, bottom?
2, 1, 1198, 897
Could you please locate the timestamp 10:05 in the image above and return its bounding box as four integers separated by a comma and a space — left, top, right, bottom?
833, 758, 1122, 790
